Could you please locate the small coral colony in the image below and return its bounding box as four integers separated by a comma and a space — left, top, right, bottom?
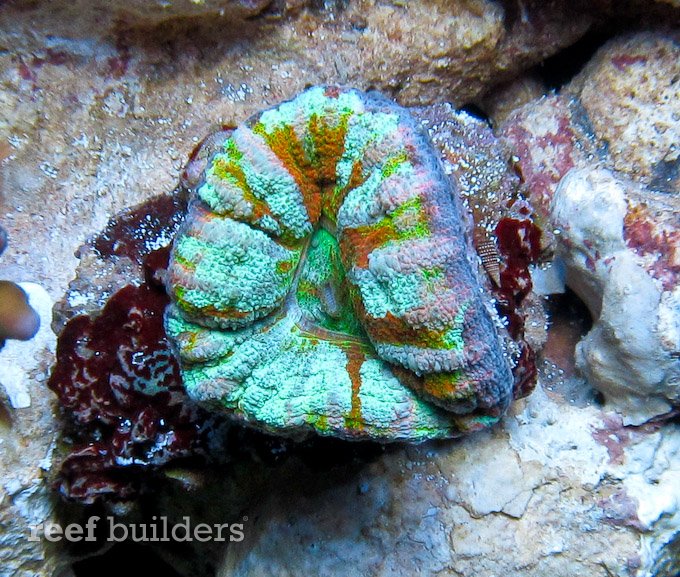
48, 87, 541, 502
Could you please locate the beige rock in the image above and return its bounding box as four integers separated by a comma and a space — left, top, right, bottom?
501, 31, 680, 222
572, 32, 680, 190
482, 74, 546, 125
111, 0, 273, 22
220, 385, 680, 577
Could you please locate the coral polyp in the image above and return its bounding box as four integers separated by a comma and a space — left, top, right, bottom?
166, 86, 518, 441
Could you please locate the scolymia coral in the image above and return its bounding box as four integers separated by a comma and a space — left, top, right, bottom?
48, 87, 541, 503
165, 86, 540, 442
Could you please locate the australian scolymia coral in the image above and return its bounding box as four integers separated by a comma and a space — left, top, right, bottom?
165, 86, 523, 442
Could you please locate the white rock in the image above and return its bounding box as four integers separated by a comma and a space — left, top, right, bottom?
0, 283, 55, 409
552, 168, 679, 424
0, 283, 71, 577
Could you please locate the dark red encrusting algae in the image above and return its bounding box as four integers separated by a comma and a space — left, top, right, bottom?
47, 132, 241, 504
494, 215, 542, 399
48, 180, 236, 504
48, 245, 217, 504
93, 192, 188, 265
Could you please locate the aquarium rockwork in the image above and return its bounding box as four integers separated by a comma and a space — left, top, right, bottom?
0, 2, 678, 576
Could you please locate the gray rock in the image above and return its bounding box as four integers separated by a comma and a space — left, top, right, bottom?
220, 386, 680, 577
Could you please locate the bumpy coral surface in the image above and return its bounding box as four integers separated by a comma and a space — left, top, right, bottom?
166, 86, 519, 442
46, 99, 540, 503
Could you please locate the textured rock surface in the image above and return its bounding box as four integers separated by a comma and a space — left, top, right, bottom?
220, 387, 680, 577
500, 91, 603, 222
500, 32, 679, 216
481, 74, 546, 126
571, 33, 680, 192
110, 0, 274, 23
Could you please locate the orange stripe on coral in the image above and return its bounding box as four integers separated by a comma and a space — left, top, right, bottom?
349, 297, 444, 349
308, 114, 350, 187
252, 124, 322, 226
344, 347, 365, 430
211, 156, 276, 225
339, 220, 396, 269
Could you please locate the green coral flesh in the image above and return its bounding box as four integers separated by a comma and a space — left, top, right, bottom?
295, 228, 365, 337
166, 86, 515, 442
166, 309, 469, 441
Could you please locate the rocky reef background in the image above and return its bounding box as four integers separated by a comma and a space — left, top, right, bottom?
0, 1, 678, 576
